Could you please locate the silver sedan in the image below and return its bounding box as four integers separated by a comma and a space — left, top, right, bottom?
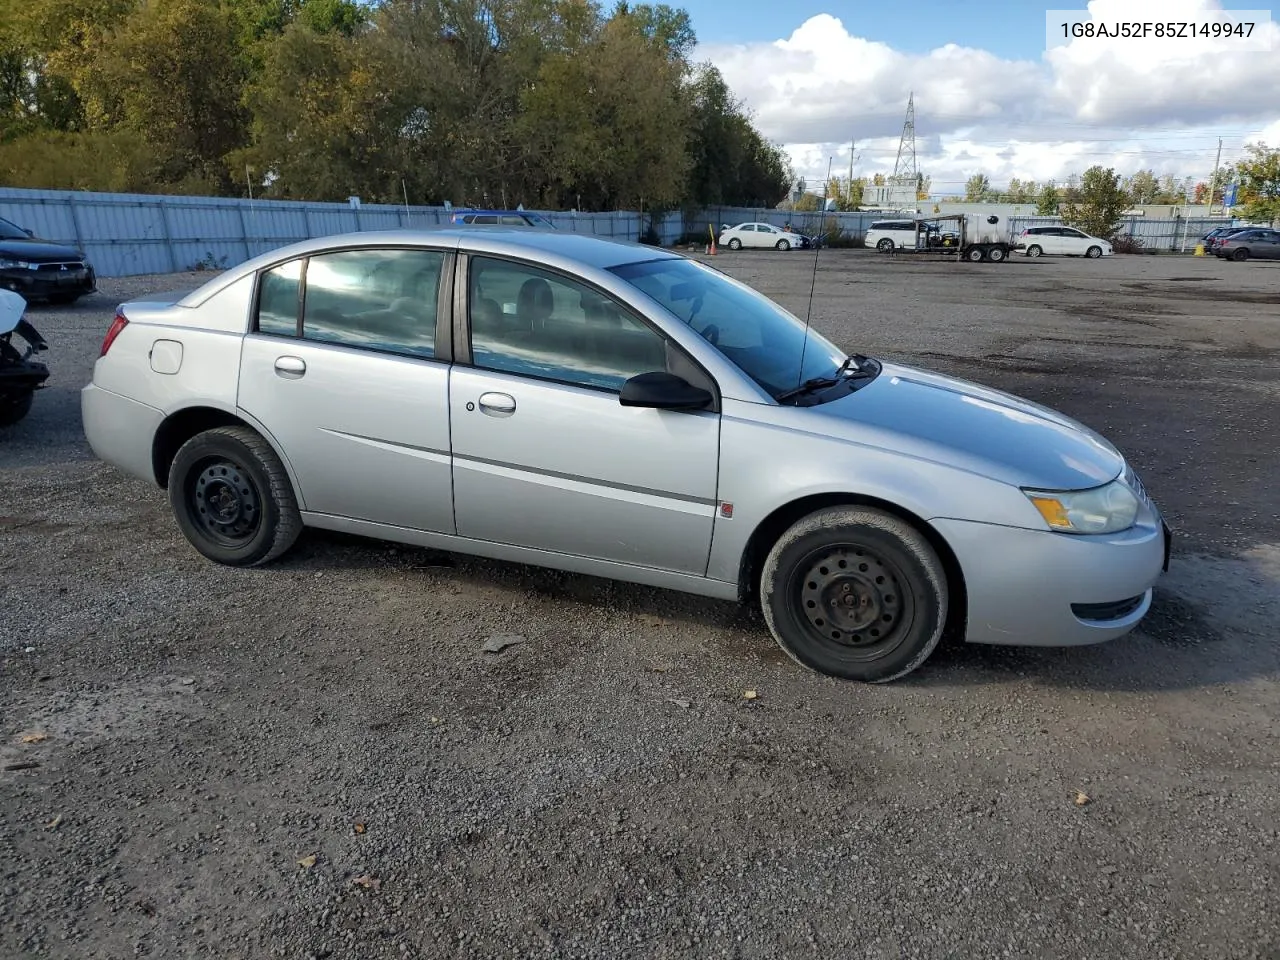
81, 229, 1170, 682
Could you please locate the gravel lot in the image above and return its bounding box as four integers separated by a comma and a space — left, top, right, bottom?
2, 248, 1279, 959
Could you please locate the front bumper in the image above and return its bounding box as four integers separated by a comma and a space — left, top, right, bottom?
933, 513, 1168, 647
0, 265, 97, 300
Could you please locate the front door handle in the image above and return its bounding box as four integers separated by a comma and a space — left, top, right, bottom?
274, 356, 306, 379
478, 392, 516, 417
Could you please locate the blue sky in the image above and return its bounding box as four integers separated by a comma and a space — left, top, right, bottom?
683, 0, 1049, 58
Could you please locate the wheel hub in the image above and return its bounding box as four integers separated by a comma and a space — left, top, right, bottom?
193, 461, 259, 542
800, 549, 901, 647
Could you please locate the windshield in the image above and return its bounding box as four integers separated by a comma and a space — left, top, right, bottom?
609, 257, 846, 398
0, 218, 30, 240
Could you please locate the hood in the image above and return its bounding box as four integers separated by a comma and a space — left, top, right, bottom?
0, 238, 87, 263
810, 361, 1124, 490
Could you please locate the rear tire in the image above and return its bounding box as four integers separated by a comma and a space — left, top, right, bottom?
0, 391, 34, 426
760, 506, 948, 683
966, 246, 985, 262
168, 426, 302, 567
1231, 248, 1249, 261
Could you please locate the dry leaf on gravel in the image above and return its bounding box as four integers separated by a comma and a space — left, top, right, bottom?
44, 815, 62, 830
1075, 791, 1091, 806
669, 698, 692, 709
297, 854, 317, 868
481, 634, 525, 654
19, 732, 48, 743
743, 690, 758, 700
352, 874, 381, 891
354, 822, 367, 835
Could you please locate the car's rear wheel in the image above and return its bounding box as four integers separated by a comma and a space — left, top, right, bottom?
168, 426, 302, 567
876, 238, 894, 252
1026, 244, 1042, 258
1232, 248, 1249, 261
776, 239, 791, 251
727, 238, 742, 250
1086, 245, 1102, 258
0, 391, 34, 427
760, 506, 948, 683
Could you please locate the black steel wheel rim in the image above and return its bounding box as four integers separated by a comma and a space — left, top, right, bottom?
790, 544, 916, 661
189, 457, 261, 547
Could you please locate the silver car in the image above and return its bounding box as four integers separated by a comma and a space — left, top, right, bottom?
81, 229, 1171, 682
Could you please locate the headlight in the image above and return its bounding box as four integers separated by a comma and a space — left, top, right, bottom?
1023, 479, 1139, 534
0, 258, 30, 269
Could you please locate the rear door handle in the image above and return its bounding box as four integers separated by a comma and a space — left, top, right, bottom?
274, 356, 306, 379
478, 392, 516, 417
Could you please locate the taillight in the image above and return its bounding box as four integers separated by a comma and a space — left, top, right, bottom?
100, 312, 128, 357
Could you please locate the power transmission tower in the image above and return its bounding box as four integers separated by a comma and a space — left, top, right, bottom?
892, 92, 918, 180
1207, 137, 1223, 215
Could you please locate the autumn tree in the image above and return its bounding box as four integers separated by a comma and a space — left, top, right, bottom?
1060, 166, 1129, 239
1234, 143, 1279, 222
1036, 182, 1059, 215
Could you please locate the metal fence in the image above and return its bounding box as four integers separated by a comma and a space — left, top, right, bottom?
0, 187, 685, 277
701, 205, 1241, 251
0, 186, 1254, 278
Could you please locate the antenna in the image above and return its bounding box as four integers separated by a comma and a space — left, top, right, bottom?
892, 92, 917, 179
793, 157, 832, 392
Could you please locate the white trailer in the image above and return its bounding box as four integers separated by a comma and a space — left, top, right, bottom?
886, 213, 1014, 263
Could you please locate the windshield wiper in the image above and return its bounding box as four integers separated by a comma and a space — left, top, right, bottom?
775, 354, 870, 402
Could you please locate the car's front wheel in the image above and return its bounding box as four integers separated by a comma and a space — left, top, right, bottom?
1086, 245, 1102, 258
776, 239, 791, 251
876, 238, 894, 252
760, 506, 948, 683
168, 425, 302, 567
727, 238, 742, 250
1025, 245, 1042, 258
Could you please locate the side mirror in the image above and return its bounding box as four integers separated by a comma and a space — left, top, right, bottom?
619, 371, 712, 411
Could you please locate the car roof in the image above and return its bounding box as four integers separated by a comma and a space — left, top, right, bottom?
178, 227, 683, 305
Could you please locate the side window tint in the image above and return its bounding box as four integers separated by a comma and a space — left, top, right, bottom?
301, 248, 444, 359
257, 260, 302, 335
468, 257, 668, 392
500, 215, 526, 225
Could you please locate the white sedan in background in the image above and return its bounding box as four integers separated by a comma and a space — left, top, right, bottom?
718, 222, 799, 251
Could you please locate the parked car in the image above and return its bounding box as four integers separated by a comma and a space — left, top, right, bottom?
81, 229, 1169, 684
0, 288, 50, 426
0, 215, 97, 303
1215, 227, 1280, 261
865, 219, 926, 252
450, 209, 557, 228
718, 222, 798, 251
1014, 226, 1113, 258
1202, 227, 1251, 255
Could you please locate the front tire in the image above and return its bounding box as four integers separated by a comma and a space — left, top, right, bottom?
1026, 245, 1042, 258
776, 239, 791, 251
876, 238, 894, 253
1086, 245, 1102, 258
987, 245, 1006, 262
966, 246, 985, 262
168, 426, 302, 567
760, 506, 948, 683
727, 238, 742, 250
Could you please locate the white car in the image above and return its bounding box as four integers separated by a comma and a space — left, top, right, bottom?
864, 219, 924, 252
1015, 226, 1113, 259
718, 222, 797, 251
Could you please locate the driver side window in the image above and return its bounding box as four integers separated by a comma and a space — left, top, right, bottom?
467, 257, 668, 392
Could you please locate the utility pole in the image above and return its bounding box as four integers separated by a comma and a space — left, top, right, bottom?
1207, 137, 1223, 216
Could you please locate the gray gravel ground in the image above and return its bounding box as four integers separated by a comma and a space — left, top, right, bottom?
2, 249, 1279, 959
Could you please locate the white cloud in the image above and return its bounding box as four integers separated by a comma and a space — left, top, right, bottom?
696, 0, 1280, 192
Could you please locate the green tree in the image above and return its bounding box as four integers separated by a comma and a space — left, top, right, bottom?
964, 173, 990, 202
916, 172, 930, 200
1036, 181, 1059, 215
1060, 165, 1129, 239
1125, 169, 1159, 204
1235, 142, 1280, 222
825, 175, 864, 211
